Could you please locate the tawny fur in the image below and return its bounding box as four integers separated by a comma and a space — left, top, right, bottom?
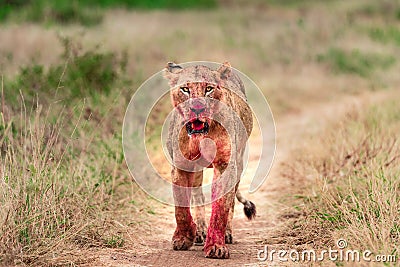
164, 62, 255, 259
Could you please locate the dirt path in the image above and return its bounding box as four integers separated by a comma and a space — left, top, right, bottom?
90, 90, 392, 267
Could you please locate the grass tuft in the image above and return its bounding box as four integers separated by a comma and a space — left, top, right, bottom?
368, 26, 400, 47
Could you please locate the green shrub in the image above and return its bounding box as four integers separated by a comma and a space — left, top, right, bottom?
368, 26, 400, 46
317, 48, 396, 77
9, 37, 127, 105
0, 0, 102, 25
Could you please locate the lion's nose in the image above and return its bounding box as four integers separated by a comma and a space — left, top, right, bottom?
190, 99, 206, 115
190, 106, 205, 115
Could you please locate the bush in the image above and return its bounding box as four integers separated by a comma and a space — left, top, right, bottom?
368, 26, 400, 47
8, 37, 128, 105
317, 48, 396, 78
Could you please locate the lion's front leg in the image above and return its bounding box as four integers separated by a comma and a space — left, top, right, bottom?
192, 171, 207, 245
172, 168, 197, 251
204, 164, 236, 259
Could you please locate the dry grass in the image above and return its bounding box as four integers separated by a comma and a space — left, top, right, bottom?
313, 100, 400, 256
0, 83, 154, 265
267, 93, 400, 263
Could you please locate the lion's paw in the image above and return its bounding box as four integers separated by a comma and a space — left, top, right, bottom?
194, 229, 207, 245
225, 231, 233, 244
172, 222, 196, 250
204, 244, 230, 259
172, 236, 194, 250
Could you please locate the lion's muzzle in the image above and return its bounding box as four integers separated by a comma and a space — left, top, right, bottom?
184, 99, 210, 136
185, 118, 209, 135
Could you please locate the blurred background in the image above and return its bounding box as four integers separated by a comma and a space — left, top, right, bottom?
1, 0, 399, 112
0, 0, 399, 265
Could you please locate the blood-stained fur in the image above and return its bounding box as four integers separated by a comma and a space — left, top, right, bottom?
164, 62, 256, 259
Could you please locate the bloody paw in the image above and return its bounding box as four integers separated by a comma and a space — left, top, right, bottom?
204, 244, 230, 259
172, 221, 196, 250
172, 236, 194, 250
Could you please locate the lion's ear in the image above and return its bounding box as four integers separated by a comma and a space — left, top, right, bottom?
217, 61, 231, 80
164, 62, 183, 87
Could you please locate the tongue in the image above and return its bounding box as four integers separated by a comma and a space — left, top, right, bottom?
192, 121, 204, 131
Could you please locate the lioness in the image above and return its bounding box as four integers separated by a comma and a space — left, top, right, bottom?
164, 62, 256, 259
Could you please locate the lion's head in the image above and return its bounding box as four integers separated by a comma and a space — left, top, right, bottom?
164, 62, 232, 136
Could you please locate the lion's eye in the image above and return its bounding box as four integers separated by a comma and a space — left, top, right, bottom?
180, 86, 190, 94
205, 86, 214, 93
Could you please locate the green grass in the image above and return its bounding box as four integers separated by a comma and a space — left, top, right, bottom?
105, 235, 125, 248
350, 1, 400, 21
5, 37, 129, 108
368, 26, 400, 47
317, 48, 396, 78
97, 0, 217, 9
1, 0, 103, 25
266, 0, 336, 8
0, 0, 217, 25
229, 0, 337, 9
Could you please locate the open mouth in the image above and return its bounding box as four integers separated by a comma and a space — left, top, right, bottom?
185, 119, 209, 135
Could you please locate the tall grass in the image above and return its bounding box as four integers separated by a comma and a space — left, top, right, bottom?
1, 93, 118, 265
267, 95, 400, 262
310, 100, 400, 256
0, 40, 147, 266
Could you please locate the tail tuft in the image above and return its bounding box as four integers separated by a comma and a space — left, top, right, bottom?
243, 200, 256, 220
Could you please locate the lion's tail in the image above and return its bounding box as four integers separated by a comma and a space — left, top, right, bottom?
236, 190, 256, 220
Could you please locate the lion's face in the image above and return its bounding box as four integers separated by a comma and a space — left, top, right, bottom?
172, 81, 224, 136
164, 63, 232, 136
